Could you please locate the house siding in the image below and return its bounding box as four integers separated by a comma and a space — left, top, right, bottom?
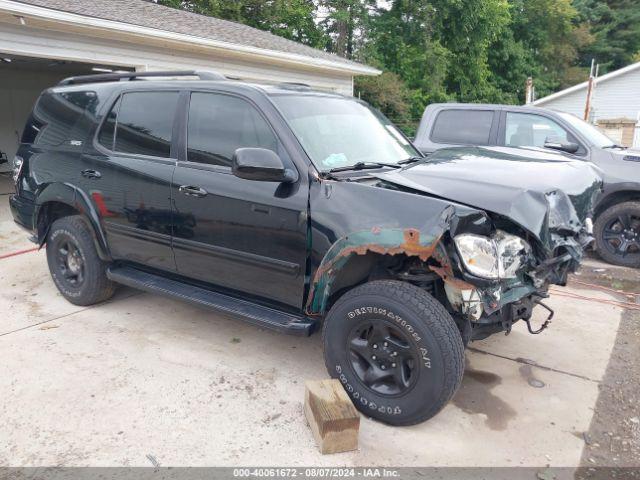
535, 65, 640, 123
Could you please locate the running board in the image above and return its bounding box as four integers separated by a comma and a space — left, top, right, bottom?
106, 266, 316, 336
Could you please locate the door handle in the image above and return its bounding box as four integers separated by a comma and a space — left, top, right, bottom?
81, 169, 101, 179
179, 185, 208, 197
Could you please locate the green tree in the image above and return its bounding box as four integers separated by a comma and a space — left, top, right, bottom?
318, 0, 375, 59
487, 0, 591, 102
157, 0, 326, 48
355, 71, 415, 133
429, 0, 511, 101
574, 0, 640, 72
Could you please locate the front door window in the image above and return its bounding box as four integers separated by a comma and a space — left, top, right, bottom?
505, 112, 572, 148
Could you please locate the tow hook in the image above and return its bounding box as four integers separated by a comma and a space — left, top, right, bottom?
525, 298, 554, 334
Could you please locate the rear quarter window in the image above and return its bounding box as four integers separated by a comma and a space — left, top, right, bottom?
21, 90, 99, 148
430, 109, 493, 145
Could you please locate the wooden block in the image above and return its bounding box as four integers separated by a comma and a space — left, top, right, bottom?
304, 379, 360, 454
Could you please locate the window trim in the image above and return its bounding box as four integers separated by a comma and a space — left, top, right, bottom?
176, 89, 295, 175
429, 108, 498, 146
93, 88, 181, 164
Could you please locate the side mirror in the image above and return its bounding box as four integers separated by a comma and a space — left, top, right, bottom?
544, 136, 579, 154
232, 148, 296, 183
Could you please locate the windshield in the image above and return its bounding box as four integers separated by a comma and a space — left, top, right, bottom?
271, 94, 419, 170
556, 111, 618, 148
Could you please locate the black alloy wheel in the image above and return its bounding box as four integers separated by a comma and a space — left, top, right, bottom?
347, 319, 418, 396
55, 239, 86, 287
601, 213, 640, 257
595, 202, 640, 267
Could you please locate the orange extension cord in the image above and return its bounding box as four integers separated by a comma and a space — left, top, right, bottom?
551, 279, 640, 311
0, 244, 638, 311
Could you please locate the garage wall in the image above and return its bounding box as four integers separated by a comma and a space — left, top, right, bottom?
0, 20, 354, 94
0, 67, 71, 162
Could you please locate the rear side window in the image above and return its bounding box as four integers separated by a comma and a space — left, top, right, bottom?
430, 109, 493, 145
186, 92, 278, 168
22, 90, 99, 147
98, 91, 179, 158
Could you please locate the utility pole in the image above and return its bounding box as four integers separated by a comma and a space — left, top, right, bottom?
525, 77, 534, 104
584, 59, 599, 122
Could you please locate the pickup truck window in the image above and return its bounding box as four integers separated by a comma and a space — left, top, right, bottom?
186, 92, 278, 167
505, 112, 570, 148
109, 91, 179, 158
272, 95, 417, 170
431, 109, 493, 145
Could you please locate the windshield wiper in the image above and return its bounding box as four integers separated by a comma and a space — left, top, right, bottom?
602, 144, 627, 150
328, 161, 402, 173
398, 156, 424, 165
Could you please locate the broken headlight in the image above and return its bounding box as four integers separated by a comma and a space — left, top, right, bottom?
454, 231, 530, 280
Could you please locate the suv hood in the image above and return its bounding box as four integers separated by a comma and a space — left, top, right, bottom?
374, 146, 603, 250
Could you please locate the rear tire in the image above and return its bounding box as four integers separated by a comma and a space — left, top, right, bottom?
594, 201, 640, 268
46, 215, 115, 306
322, 280, 464, 426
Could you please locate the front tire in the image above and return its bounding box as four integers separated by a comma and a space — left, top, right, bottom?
46, 215, 116, 306
322, 280, 464, 426
594, 201, 640, 267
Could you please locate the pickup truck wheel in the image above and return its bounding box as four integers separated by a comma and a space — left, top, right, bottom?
594, 201, 640, 267
322, 280, 464, 426
46, 215, 115, 306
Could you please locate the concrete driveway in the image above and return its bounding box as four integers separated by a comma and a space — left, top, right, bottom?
1, 174, 638, 469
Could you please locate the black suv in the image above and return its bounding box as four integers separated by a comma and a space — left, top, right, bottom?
414, 103, 640, 268
10, 71, 602, 426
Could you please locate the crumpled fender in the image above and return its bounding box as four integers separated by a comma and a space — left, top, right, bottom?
305, 227, 444, 314
304, 176, 490, 315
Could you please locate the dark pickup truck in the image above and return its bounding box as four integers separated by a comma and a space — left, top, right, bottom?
9, 71, 601, 425
414, 103, 640, 267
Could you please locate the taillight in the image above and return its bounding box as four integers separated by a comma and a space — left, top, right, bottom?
12, 155, 23, 184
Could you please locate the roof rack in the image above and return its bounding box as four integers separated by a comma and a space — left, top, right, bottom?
58, 70, 226, 86
277, 82, 312, 90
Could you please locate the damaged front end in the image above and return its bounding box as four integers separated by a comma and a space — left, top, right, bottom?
306, 157, 602, 342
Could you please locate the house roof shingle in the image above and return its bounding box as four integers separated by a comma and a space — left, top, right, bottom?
11, 0, 376, 73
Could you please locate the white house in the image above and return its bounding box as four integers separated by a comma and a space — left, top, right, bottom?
531, 61, 640, 148
0, 0, 379, 163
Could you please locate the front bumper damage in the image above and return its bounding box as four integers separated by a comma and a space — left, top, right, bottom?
306, 164, 602, 341
436, 239, 589, 341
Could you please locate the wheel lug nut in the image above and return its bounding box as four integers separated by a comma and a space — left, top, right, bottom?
381, 365, 386, 370
383, 342, 388, 347
391, 363, 396, 368
372, 344, 378, 349
372, 355, 377, 360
